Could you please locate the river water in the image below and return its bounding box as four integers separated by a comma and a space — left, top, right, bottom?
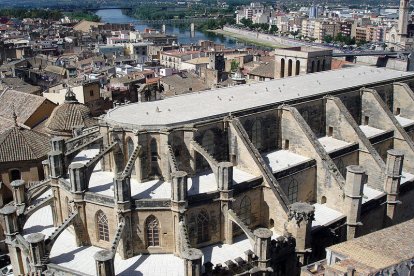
95, 9, 243, 48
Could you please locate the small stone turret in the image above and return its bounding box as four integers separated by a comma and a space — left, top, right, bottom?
183, 248, 203, 276
26, 233, 46, 273
218, 162, 233, 191
51, 137, 65, 152
94, 250, 115, 276
383, 149, 404, 227
48, 151, 64, 178
114, 174, 131, 204
253, 228, 273, 272
69, 163, 87, 193
0, 205, 19, 239
171, 171, 188, 204
11, 180, 26, 207
344, 165, 365, 240
287, 202, 315, 265
0, 205, 24, 275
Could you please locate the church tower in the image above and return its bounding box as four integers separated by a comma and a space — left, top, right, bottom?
398, 0, 410, 36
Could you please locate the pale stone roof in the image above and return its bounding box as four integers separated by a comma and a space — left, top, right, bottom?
328, 219, 414, 271
105, 67, 414, 129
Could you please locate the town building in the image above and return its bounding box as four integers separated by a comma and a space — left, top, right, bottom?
274, 47, 333, 78
302, 218, 414, 275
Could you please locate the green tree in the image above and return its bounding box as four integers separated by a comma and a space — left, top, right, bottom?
240, 17, 253, 28
230, 60, 240, 72
323, 35, 333, 43
290, 30, 299, 38
269, 25, 278, 34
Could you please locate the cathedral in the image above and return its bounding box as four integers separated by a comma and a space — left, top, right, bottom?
387, 0, 414, 50
2, 66, 414, 275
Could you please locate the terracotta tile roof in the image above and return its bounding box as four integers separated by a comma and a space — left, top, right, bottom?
0, 126, 49, 162
328, 219, 414, 271
248, 61, 275, 79
73, 20, 103, 33
0, 90, 50, 124
45, 101, 95, 136
44, 65, 67, 76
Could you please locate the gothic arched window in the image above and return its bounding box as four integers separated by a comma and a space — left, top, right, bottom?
287, 178, 299, 204
146, 215, 160, 247
239, 196, 251, 225
96, 211, 109, 242
197, 210, 209, 243
150, 139, 158, 162
251, 119, 263, 150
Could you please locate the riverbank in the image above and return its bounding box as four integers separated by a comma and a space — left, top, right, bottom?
212, 26, 315, 49
208, 29, 284, 49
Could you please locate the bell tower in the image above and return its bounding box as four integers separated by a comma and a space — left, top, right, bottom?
398, 0, 410, 36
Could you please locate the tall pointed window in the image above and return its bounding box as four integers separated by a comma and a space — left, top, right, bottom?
97, 211, 109, 242
150, 139, 158, 162
239, 196, 252, 225
146, 215, 160, 247
197, 210, 209, 243
287, 179, 299, 203
251, 120, 262, 150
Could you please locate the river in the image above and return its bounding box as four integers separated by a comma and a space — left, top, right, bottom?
95, 9, 246, 48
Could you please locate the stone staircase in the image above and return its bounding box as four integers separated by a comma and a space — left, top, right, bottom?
110, 221, 125, 255
27, 179, 51, 202
46, 211, 78, 248
122, 145, 141, 178
227, 210, 254, 242
179, 221, 191, 254
23, 195, 53, 217
167, 145, 178, 173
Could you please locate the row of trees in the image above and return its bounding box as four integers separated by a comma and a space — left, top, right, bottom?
239, 18, 278, 34
65, 11, 100, 22
323, 33, 368, 46
0, 8, 63, 20
198, 17, 237, 31
0, 8, 102, 22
